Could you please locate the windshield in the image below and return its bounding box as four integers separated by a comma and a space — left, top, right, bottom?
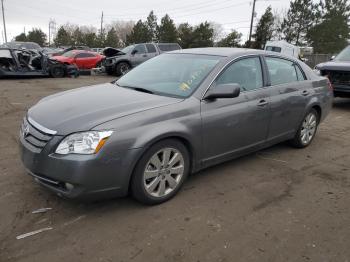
61, 51, 75, 57
116, 53, 221, 98
335, 45, 350, 61
121, 45, 135, 53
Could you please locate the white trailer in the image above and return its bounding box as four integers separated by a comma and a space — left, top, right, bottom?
264, 40, 300, 59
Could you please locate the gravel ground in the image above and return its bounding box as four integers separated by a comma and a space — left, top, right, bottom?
0, 76, 349, 262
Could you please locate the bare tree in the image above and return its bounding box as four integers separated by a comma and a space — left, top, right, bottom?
209, 22, 224, 43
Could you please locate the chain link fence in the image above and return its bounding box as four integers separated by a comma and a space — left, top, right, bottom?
303, 54, 333, 68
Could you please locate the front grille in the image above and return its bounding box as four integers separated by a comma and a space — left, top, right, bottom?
20, 117, 54, 153
323, 70, 350, 86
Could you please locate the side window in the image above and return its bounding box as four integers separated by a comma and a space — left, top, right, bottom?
265, 57, 299, 85
295, 65, 306, 81
215, 57, 263, 91
133, 44, 146, 54
146, 44, 157, 53
76, 53, 95, 58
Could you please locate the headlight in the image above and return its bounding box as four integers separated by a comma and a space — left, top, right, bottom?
55, 131, 113, 155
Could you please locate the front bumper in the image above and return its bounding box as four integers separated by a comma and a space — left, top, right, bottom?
333, 84, 350, 97
19, 134, 142, 200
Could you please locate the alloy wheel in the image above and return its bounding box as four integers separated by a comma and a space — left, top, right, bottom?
143, 148, 185, 198
300, 112, 317, 145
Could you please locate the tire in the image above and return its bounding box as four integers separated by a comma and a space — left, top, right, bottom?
50, 65, 65, 78
115, 62, 130, 77
290, 108, 319, 148
95, 61, 102, 68
131, 139, 190, 205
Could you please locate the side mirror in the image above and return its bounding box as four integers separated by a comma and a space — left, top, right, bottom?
330, 55, 336, 61
131, 49, 138, 55
204, 83, 241, 100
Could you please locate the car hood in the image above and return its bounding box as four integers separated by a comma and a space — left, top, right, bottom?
28, 83, 182, 135
317, 60, 350, 71
103, 47, 125, 57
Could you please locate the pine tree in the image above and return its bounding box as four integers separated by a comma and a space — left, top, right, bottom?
253, 6, 274, 49
156, 14, 177, 42
126, 20, 152, 44
307, 0, 350, 53
15, 33, 27, 42
177, 23, 194, 48
54, 26, 72, 46
217, 30, 242, 47
281, 0, 317, 45
27, 28, 47, 46
104, 28, 120, 47
191, 22, 214, 48
146, 11, 157, 41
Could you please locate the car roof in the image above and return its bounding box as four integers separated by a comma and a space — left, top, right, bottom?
168, 47, 303, 62
169, 47, 266, 57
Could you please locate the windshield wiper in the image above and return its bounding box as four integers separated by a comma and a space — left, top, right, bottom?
118, 84, 154, 94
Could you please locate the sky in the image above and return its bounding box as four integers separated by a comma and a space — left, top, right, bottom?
0, 0, 292, 44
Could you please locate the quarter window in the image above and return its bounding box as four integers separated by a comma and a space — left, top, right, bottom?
75, 53, 95, 58
215, 57, 263, 91
265, 57, 305, 85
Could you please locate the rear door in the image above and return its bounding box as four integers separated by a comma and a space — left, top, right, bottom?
201, 56, 271, 166
263, 56, 311, 142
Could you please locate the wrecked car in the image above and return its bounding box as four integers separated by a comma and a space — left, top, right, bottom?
315, 45, 350, 97
103, 43, 181, 76
0, 48, 78, 78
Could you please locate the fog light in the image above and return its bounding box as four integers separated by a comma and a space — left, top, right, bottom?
65, 183, 74, 191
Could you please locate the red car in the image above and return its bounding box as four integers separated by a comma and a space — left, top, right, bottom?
52, 50, 105, 69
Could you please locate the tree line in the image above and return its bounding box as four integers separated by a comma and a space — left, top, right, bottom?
14, 0, 349, 54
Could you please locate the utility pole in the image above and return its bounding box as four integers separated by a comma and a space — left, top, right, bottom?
1, 0, 7, 43
100, 11, 104, 45
48, 19, 56, 47
248, 0, 257, 46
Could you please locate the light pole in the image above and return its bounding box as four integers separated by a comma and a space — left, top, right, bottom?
1, 0, 7, 43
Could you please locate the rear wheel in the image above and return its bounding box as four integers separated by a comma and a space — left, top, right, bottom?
116, 62, 130, 76
290, 109, 319, 148
50, 65, 65, 78
131, 139, 190, 205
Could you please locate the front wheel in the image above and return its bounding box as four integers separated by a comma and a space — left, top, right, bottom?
290, 109, 319, 148
131, 139, 190, 205
115, 62, 130, 76
50, 65, 65, 78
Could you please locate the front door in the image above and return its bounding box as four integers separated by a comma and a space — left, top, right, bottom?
201, 56, 271, 166
130, 44, 148, 67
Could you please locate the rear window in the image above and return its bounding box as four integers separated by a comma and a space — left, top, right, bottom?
157, 43, 181, 52
266, 46, 282, 53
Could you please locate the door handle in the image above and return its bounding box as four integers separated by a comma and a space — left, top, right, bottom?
302, 90, 309, 96
257, 100, 268, 107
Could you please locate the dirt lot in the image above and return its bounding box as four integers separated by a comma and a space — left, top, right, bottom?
0, 76, 349, 262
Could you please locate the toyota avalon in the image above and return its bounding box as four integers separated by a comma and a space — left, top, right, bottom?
19, 48, 333, 204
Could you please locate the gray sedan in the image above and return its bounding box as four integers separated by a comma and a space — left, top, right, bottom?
19, 48, 333, 204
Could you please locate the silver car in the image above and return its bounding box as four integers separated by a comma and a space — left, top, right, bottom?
19, 48, 333, 204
